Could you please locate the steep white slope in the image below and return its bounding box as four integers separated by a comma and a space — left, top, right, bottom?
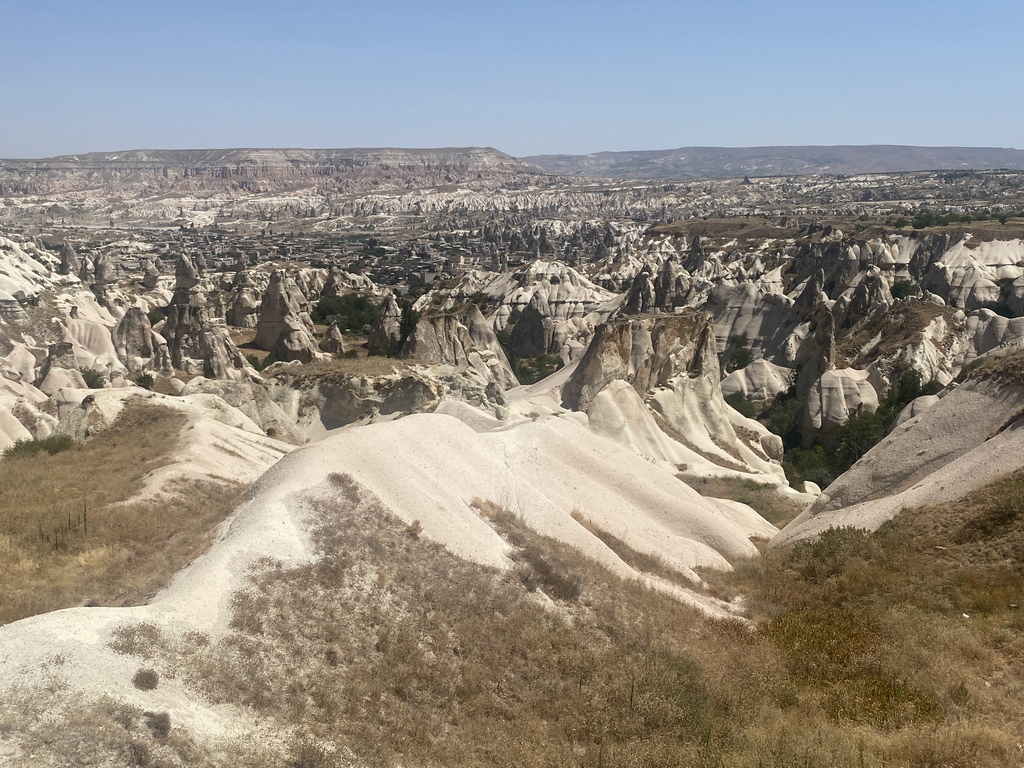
794, 376, 1024, 518
775, 355, 1024, 545
0, 407, 774, 744
774, 415, 1024, 546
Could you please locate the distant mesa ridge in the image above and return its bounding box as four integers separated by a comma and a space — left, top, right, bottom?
2, 145, 1024, 196
5, 146, 526, 168
0, 147, 542, 196
523, 144, 1024, 178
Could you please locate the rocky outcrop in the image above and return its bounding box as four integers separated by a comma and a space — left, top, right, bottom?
683, 235, 705, 274
463, 304, 514, 371
255, 271, 320, 362
92, 251, 117, 287
562, 311, 717, 412
112, 306, 172, 373
162, 255, 214, 372
562, 310, 784, 480
34, 342, 88, 393
400, 310, 518, 391
173, 252, 202, 298
507, 301, 554, 358
795, 302, 836, 394
318, 321, 345, 355
197, 320, 257, 380
161, 253, 255, 378
77, 256, 94, 285
59, 241, 81, 277
142, 260, 161, 291
721, 359, 794, 401
833, 268, 893, 331
226, 269, 262, 329
321, 265, 379, 298
653, 256, 689, 311
266, 365, 447, 434
182, 377, 305, 444
623, 268, 656, 315
366, 293, 403, 353
0, 290, 28, 324
801, 368, 878, 445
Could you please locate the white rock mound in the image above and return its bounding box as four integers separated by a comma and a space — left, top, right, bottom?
0, 404, 774, 749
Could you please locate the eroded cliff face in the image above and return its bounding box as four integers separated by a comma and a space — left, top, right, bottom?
607, 226, 1024, 445
562, 310, 784, 480
562, 310, 717, 412
401, 312, 517, 391
264, 362, 447, 436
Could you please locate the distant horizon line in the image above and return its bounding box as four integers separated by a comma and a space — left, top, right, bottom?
2, 142, 1023, 161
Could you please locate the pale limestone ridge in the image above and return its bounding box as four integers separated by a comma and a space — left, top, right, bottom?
561, 309, 785, 481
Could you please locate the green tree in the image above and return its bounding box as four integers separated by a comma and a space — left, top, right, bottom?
312, 294, 378, 332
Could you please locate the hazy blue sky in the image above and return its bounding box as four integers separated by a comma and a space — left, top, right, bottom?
2, 0, 1022, 157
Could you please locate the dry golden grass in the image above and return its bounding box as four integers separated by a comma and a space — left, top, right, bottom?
962, 348, 1024, 387
0, 683, 192, 767
0, 401, 244, 626
88, 472, 1021, 768
569, 506, 699, 589
10, 471, 1023, 766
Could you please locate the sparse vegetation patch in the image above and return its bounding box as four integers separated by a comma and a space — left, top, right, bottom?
0, 401, 244, 625
71, 473, 1014, 768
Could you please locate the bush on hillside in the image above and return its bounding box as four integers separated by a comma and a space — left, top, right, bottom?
81, 368, 106, 389
3, 434, 76, 459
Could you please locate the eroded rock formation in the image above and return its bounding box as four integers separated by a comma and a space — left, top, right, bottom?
255, 271, 321, 363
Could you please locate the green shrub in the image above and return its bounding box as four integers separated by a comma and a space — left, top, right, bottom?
761, 389, 805, 449
398, 298, 419, 348
3, 434, 76, 459
725, 392, 758, 418
510, 353, 560, 385
726, 334, 755, 372
143, 710, 171, 738
135, 372, 155, 390
783, 445, 837, 490
246, 351, 278, 372
890, 280, 916, 300
773, 369, 942, 489
81, 368, 106, 389
132, 668, 159, 691
146, 309, 165, 327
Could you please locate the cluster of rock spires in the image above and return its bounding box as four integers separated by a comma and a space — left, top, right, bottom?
253, 270, 321, 364
561, 309, 784, 480
5, 223, 1024, 500
601, 229, 1024, 443
0, 232, 382, 449
417, 260, 619, 363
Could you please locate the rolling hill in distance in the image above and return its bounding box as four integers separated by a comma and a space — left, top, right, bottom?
524, 144, 1024, 178
2, 145, 1024, 197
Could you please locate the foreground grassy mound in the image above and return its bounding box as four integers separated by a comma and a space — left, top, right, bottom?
29, 470, 1016, 768
0, 401, 243, 625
